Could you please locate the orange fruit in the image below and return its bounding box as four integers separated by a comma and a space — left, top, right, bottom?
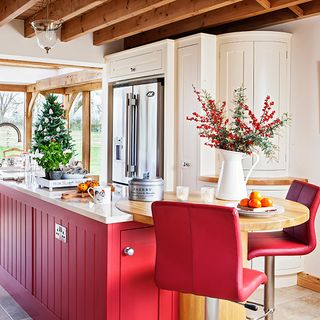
249, 191, 263, 201
249, 199, 262, 208
261, 198, 273, 207
77, 183, 88, 193
239, 198, 250, 207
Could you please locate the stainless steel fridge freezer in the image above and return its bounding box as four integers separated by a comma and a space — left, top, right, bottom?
112, 79, 164, 185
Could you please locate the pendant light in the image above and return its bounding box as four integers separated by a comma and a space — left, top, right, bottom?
31, 0, 62, 54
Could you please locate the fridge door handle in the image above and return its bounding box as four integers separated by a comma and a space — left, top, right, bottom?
125, 93, 131, 177
133, 94, 139, 177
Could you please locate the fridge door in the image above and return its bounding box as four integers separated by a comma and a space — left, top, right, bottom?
133, 81, 164, 179
112, 85, 133, 185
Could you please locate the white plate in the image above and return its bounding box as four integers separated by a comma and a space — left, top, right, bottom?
226, 202, 284, 218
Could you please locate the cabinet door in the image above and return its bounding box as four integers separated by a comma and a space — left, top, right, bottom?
109, 49, 163, 79
218, 42, 254, 170
120, 227, 159, 320
253, 41, 288, 171
177, 44, 200, 188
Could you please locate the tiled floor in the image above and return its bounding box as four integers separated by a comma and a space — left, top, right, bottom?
0, 284, 318, 319
248, 285, 320, 320
0, 286, 31, 320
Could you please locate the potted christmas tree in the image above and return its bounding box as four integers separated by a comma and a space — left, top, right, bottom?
33, 94, 74, 180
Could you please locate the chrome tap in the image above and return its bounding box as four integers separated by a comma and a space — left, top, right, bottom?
0, 122, 22, 142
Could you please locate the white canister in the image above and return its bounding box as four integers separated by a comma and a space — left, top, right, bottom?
88, 186, 111, 204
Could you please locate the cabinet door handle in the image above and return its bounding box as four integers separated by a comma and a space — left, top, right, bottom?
123, 247, 135, 256
182, 161, 191, 168
130, 67, 136, 72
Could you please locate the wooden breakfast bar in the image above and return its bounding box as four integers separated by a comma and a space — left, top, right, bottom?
116, 192, 310, 320
0, 180, 309, 320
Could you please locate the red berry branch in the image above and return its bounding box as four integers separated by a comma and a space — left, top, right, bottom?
187, 87, 290, 158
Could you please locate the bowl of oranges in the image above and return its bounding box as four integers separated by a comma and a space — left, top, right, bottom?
236, 191, 279, 214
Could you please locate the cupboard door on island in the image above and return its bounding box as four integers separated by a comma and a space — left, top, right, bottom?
120, 227, 159, 320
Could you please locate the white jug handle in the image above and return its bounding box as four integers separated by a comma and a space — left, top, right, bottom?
244, 152, 259, 184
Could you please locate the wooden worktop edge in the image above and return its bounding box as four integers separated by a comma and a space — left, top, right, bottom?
199, 176, 308, 186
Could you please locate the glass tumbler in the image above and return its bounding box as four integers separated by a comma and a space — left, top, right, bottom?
176, 186, 190, 201
201, 187, 215, 203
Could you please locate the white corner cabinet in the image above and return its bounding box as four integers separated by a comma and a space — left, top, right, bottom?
217, 31, 292, 177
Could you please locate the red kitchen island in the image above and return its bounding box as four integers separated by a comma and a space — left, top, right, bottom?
0, 181, 178, 320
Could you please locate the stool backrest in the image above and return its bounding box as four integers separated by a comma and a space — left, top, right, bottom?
285, 180, 320, 250
152, 201, 244, 301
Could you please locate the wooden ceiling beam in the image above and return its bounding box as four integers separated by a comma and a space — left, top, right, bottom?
24, 0, 111, 38
0, 0, 38, 26
124, 0, 311, 48
0, 58, 102, 70
27, 70, 103, 93
64, 82, 102, 94
0, 84, 27, 92
289, 5, 304, 15
256, 0, 271, 9
206, 0, 320, 33
93, 0, 242, 45
61, 0, 176, 42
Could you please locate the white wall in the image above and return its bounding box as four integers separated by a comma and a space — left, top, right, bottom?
262, 16, 320, 277
0, 19, 123, 66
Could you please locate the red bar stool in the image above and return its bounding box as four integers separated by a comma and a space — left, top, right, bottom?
248, 180, 320, 319
152, 201, 269, 319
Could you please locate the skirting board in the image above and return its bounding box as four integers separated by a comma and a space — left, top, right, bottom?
297, 272, 320, 293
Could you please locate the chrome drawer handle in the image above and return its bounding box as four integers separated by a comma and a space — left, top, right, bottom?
130, 67, 136, 72
123, 247, 135, 256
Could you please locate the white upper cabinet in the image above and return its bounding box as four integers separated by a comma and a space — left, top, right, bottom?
176, 34, 216, 189
217, 32, 291, 176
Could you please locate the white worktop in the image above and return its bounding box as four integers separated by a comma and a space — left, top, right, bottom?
0, 173, 133, 225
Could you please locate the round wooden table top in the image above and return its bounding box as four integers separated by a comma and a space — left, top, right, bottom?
116, 192, 310, 231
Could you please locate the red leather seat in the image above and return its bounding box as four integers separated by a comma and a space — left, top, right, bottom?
248, 180, 320, 260
247, 180, 320, 319
152, 201, 267, 303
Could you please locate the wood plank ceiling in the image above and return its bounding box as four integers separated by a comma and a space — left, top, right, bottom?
0, 0, 320, 49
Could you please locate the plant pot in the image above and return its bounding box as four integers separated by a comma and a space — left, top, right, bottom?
48, 170, 63, 180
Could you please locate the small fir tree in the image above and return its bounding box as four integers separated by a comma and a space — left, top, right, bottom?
32, 94, 74, 153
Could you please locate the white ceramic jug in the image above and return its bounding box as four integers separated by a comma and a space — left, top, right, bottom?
215, 149, 259, 201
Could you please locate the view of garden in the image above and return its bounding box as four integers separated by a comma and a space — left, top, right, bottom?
0, 90, 102, 175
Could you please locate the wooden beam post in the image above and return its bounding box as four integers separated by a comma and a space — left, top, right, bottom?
82, 91, 91, 171
25, 92, 33, 151
64, 93, 78, 128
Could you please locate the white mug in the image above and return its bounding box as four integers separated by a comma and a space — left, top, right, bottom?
88, 186, 111, 204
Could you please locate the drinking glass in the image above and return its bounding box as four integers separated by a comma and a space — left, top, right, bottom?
201, 187, 215, 204
176, 186, 189, 201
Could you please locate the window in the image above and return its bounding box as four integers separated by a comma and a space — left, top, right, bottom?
32, 94, 46, 136
69, 93, 83, 161
90, 90, 103, 175
0, 91, 25, 155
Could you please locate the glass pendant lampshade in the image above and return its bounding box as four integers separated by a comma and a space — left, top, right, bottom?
31, 19, 62, 54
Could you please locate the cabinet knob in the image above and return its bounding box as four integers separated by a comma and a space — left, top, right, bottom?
130, 67, 136, 72
182, 161, 191, 168
123, 247, 135, 256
